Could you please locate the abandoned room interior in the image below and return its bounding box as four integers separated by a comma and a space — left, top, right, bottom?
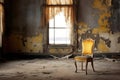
0, 0, 120, 80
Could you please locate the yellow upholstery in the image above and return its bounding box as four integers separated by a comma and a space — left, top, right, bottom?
74, 38, 95, 75
82, 39, 94, 56
74, 56, 87, 61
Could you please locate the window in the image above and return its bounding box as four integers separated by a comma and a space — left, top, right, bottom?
45, 0, 74, 45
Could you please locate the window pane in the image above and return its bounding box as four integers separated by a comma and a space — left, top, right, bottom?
49, 29, 54, 44
66, 29, 71, 44
49, 18, 54, 28
55, 29, 70, 44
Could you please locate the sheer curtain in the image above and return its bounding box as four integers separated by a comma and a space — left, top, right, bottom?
45, 0, 73, 24
46, 0, 73, 5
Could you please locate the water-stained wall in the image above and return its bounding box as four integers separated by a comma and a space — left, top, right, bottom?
2, 0, 120, 55
77, 0, 120, 53
3, 0, 44, 54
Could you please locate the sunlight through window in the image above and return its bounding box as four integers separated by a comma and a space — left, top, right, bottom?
46, 0, 73, 45
49, 12, 71, 44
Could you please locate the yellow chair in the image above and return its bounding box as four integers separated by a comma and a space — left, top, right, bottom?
74, 38, 95, 75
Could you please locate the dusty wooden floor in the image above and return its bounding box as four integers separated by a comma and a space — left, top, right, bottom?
0, 58, 120, 80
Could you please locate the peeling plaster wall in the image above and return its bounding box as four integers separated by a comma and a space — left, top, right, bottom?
77, 0, 120, 53
78, 0, 99, 28
3, 33, 43, 53
48, 46, 73, 55
99, 33, 120, 52
4, 0, 42, 36
45, 0, 120, 55
3, 0, 44, 54
2, 0, 120, 55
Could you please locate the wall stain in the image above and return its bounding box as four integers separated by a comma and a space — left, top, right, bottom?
108, 33, 120, 52
5, 33, 43, 53
49, 48, 56, 53
99, 32, 120, 52
92, 0, 111, 34
98, 12, 111, 27
93, 0, 111, 11
101, 37, 111, 47
77, 22, 89, 35
3, 0, 120, 54
76, 0, 112, 53
98, 39, 109, 52
49, 47, 73, 55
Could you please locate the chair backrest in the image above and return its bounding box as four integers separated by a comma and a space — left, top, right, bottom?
82, 38, 95, 57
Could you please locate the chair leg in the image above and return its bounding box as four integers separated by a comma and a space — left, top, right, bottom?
91, 59, 95, 72
86, 61, 88, 75
74, 61, 77, 73
81, 62, 83, 71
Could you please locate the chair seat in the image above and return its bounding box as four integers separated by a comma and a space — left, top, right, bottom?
74, 56, 92, 61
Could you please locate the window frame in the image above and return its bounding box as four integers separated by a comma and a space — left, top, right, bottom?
45, 0, 74, 46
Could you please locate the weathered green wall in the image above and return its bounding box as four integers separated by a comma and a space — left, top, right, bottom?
2, 0, 120, 55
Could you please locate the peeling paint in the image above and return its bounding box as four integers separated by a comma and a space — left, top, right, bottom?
92, 0, 111, 34
98, 39, 109, 52
92, 26, 110, 34
25, 34, 43, 53
4, 33, 43, 53
78, 22, 88, 28
78, 29, 88, 35
77, 0, 113, 53
93, 0, 111, 11
107, 33, 120, 52
77, 22, 89, 35
3, 0, 120, 55
49, 48, 56, 53
101, 38, 111, 47
49, 47, 73, 55
98, 12, 111, 25
99, 32, 120, 52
